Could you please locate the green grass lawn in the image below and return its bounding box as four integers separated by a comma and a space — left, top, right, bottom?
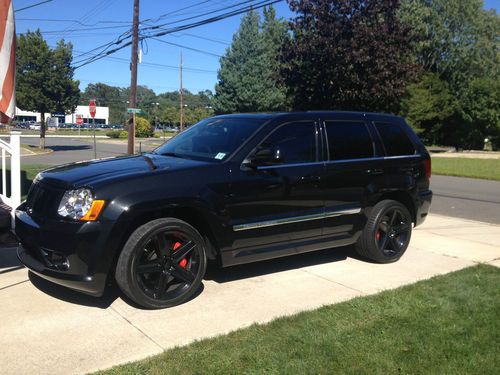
432, 157, 500, 181
98, 265, 499, 375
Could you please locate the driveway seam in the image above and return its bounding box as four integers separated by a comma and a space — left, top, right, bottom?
425, 230, 500, 248
0, 279, 29, 291
414, 247, 482, 264
300, 268, 366, 294
109, 306, 164, 351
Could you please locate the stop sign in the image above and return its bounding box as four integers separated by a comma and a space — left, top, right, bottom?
76, 117, 83, 125
89, 99, 96, 118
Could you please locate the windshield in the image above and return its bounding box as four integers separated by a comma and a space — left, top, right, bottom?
153, 117, 266, 161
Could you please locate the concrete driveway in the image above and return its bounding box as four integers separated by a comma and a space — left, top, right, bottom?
0, 214, 499, 375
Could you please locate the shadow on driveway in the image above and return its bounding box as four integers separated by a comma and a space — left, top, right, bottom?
0, 246, 22, 271
205, 245, 360, 283
47, 145, 92, 152
28, 271, 120, 309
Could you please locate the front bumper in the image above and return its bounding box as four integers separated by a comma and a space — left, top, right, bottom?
15, 208, 109, 297
17, 245, 106, 296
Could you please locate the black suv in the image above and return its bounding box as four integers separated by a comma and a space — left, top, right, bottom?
16, 112, 432, 309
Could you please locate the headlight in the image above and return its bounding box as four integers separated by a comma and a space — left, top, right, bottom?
58, 188, 102, 220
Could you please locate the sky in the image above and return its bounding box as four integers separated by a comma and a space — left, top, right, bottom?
12, 0, 500, 96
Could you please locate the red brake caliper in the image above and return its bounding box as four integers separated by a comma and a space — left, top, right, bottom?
172, 241, 188, 269
375, 231, 381, 241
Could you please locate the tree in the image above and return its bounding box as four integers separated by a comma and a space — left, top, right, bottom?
213, 7, 288, 113
16, 30, 80, 148
282, 0, 417, 113
399, 0, 500, 149
80, 83, 127, 124
401, 72, 456, 143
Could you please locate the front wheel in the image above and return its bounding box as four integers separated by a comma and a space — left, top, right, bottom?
115, 218, 207, 309
356, 200, 412, 263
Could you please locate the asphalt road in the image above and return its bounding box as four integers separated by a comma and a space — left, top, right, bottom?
430, 175, 500, 224
20, 136, 163, 166
18, 137, 500, 224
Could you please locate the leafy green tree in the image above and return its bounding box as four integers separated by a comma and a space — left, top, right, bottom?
80, 83, 127, 123
16, 30, 80, 148
213, 7, 288, 113
260, 6, 289, 111
401, 72, 456, 142
399, 0, 500, 149
282, 0, 417, 113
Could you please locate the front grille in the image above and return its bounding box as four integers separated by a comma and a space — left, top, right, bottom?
25, 182, 63, 217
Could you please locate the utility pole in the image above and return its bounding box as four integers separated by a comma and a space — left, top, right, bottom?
127, 0, 140, 155
179, 51, 184, 132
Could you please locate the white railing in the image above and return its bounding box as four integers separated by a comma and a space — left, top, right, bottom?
0, 131, 21, 222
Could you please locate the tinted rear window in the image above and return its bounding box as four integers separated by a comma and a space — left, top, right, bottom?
325, 121, 374, 160
374, 122, 416, 156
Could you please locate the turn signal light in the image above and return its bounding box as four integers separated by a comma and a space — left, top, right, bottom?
80, 200, 105, 221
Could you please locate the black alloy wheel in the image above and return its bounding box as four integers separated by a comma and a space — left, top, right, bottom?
374, 208, 412, 257
356, 200, 412, 263
116, 218, 207, 309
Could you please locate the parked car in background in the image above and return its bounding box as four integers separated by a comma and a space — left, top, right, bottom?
16, 111, 432, 309
29, 122, 41, 130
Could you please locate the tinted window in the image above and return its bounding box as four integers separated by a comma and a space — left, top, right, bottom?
325, 121, 373, 160
154, 117, 265, 161
258, 121, 316, 164
374, 122, 416, 156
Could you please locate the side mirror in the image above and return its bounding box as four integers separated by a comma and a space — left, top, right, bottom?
241, 147, 280, 171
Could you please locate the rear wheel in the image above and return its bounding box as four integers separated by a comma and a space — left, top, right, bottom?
115, 218, 207, 309
356, 200, 412, 263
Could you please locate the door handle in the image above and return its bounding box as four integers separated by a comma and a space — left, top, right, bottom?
366, 169, 384, 175
299, 176, 321, 183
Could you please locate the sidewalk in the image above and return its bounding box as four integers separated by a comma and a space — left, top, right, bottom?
0, 214, 499, 375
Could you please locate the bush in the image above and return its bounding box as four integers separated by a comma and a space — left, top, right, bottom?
106, 130, 129, 139
106, 130, 121, 138
135, 117, 154, 138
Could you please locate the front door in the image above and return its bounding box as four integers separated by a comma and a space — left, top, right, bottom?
224, 119, 324, 265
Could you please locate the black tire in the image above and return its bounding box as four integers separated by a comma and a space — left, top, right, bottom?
115, 218, 207, 309
355, 200, 412, 263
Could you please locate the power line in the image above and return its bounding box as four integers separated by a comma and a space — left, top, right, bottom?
142, 0, 258, 31
73, 0, 283, 69
16, 17, 132, 26
15, 0, 54, 12
140, 0, 212, 24
150, 37, 222, 58
26, 24, 131, 34
70, 47, 217, 73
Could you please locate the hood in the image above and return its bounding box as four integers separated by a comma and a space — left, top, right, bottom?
37, 154, 209, 188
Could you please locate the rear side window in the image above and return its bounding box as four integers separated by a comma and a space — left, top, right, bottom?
374, 122, 416, 156
325, 121, 374, 160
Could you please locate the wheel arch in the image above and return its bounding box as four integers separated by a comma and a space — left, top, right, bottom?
103, 203, 222, 278
373, 191, 417, 224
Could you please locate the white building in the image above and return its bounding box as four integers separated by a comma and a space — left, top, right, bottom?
15, 105, 109, 125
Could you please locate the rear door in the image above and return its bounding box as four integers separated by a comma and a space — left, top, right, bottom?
368, 117, 421, 194
319, 115, 382, 236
